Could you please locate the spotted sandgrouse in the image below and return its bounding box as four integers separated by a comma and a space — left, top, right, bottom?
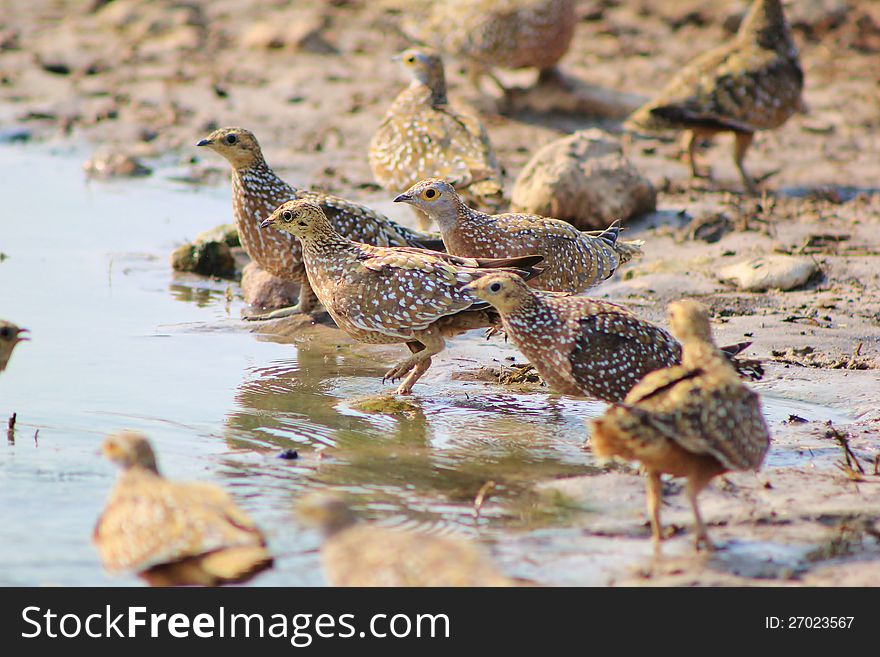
464, 273, 756, 402
625, 0, 804, 192
590, 300, 771, 550
369, 50, 503, 216
396, 178, 642, 294
197, 127, 442, 319
94, 431, 273, 586
403, 0, 576, 94
298, 493, 517, 586
0, 321, 28, 373
261, 200, 542, 395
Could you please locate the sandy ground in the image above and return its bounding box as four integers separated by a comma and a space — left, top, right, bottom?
2, 0, 878, 585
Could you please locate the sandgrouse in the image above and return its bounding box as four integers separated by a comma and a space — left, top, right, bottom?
464, 273, 757, 402
93, 431, 273, 586
261, 200, 542, 395
590, 300, 771, 550
197, 127, 441, 319
298, 493, 517, 586
625, 0, 805, 193
396, 178, 642, 294
403, 0, 576, 94
0, 321, 28, 373
369, 49, 503, 219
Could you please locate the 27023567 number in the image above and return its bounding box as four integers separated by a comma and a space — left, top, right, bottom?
788, 617, 854, 629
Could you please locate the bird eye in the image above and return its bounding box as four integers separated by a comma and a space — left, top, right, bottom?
489, 282, 502, 293
282, 211, 292, 221
225, 133, 238, 144
423, 188, 437, 199
0, 327, 9, 339
406, 55, 415, 63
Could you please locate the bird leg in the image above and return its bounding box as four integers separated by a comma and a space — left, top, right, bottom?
243, 283, 318, 321
686, 130, 713, 180
686, 474, 715, 552
733, 131, 757, 194
384, 330, 445, 395
646, 471, 664, 553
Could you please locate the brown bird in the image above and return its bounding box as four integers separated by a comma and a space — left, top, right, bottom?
0, 321, 28, 373
369, 49, 503, 218
624, 0, 805, 193
298, 493, 517, 586
94, 431, 273, 586
590, 300, 771, 550
402, 0, 576, 94
464, 273, 757, 402
197, 127, 442, 320
395, 178, 642, 294
261, 200, 542, 395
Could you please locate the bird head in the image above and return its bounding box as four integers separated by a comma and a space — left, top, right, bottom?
261, 200, 330, 240
394, 178, 461, 222
196, 127, 263, 169
0, 321, 28, 372
101, 431, 159, 473
462, 273, 530, 313
393, 49, 446, 97
667, 300, 714, 345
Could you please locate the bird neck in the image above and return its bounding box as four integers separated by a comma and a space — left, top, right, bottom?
431, 198, 480, 236
680, 339, 730, 371
502, 287, 545, 321
410, 69, 448, 106
300, 225, 353, 255
739, 0, 794, 52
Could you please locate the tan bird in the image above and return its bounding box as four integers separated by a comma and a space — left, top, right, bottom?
94, 431, 273, 586
369, 49, 503, 219
590, 300, 771, 550
464, 273, 758, 402
197, 127, 442, 320
0, 321, 28, 373
298, 493, 518, 586
395, 178, 642, 294
625, 0, 805, 192
261, 200, 542, 395
402, 0, 576, 94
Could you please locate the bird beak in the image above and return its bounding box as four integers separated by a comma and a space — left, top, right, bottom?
393, 192, 412, 204
260, 217, 274, 229
196, 138, 211, 147
16, 328, 30, 342
391, 54, 402, 63
460, 282, 476, 294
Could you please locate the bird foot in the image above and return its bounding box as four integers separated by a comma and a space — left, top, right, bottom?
382, 358, 418, 386
694, 533, 715, 552
242, 304, 304, 321
484, 326, 507, 341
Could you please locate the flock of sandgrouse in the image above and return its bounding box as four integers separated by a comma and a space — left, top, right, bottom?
2, 0, 809, 586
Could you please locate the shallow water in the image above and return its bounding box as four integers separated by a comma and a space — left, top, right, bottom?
0, 146, 858, 586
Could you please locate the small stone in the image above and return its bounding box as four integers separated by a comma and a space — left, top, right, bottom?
277, 449, 299, 460
170, 240, 236, 279
511, 129, 656, 230
196, 224, 240, 248
240, 262, 299, 310
83, 151, 152, 179
720, 255, 819, 292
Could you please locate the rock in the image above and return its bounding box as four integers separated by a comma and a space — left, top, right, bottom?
240, 262, 299, 310
170, 240, 236, 278
83, 150, 152, 179
720, 256, 819, 292
195, 224, 240, 248
510, 129, 656, 230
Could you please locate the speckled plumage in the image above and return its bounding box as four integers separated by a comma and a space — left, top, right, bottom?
590, 300, 771, 550
397, 179, 642, 293
369, 50, 503, 212
197, 127, 441, 313
625, 0, 804, 192
298, 494, 516, 587
0, 320, 28, 373
404, 0, 575, 89
94, 432, 272, 586
464, 274, 757, 402
262, 200, 542, 395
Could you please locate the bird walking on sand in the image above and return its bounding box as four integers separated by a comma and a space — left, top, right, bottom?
94, 431, 273, 586
0, 321, 28, 373
402, 0, 576, 94
298, 493, 518, 586
464, 273, 757, 402
395, 178, 642, 294
197, 127, 442, 320
369, 49, 503, 218
261, 200, 542, 395
590, 300, 771, 550
624, 0, 804, 193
